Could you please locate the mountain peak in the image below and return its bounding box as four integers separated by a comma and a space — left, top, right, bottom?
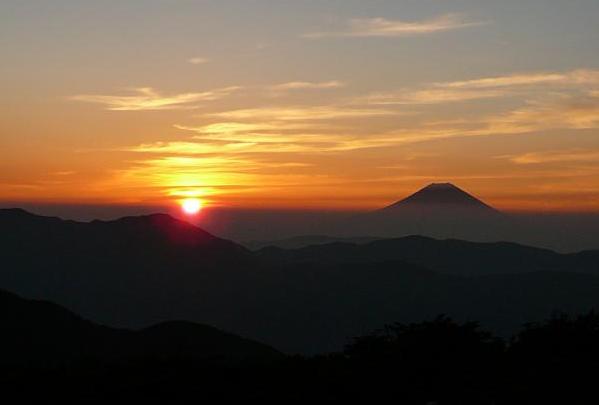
382, 183, 499, 213
424, 182, 459, 189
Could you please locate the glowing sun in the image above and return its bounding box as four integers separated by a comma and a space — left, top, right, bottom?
181, 198, 203, 215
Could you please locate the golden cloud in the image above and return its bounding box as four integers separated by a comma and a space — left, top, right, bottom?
208, 106, 395, 121
71, 86, 241, 111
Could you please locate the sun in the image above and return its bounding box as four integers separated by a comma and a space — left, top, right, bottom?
181, 198, 203, 215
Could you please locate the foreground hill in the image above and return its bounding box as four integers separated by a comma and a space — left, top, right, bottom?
0, 288, 280, 367
4, 291, 599, 403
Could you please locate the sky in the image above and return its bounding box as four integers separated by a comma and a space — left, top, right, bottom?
2, 0, 599, 212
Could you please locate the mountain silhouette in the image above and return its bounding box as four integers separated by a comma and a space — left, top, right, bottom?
381, 182, 499, 214
4, 208, 599, 353
0, 208, 260, 332
0, 288, 281, 367
339, 183, 508, 242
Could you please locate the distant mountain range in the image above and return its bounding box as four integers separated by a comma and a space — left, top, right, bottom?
245, 235, 382, 250
3, 208, 599, 353
257, 235, 599, 276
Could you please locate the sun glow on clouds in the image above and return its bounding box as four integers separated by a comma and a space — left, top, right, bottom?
68, 68, 599, 210
4, 1, 599, 213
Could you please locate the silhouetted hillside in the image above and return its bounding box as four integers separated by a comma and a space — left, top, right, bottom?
0, 208, 258, 327
137, 320, 281, 361
4, 302, 599, 403
0, 289, 280, 367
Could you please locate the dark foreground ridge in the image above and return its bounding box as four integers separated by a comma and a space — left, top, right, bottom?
2, 287, 599, 403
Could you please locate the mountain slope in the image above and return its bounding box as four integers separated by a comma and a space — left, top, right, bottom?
0, 208, 257, 329
381, 183, 499, 214
0, 289, 281, 366
342, 183, 510, 242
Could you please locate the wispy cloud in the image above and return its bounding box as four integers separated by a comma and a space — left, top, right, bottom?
482, 96, 599, 133
270, 80, 345, 91
174, 121, 327, 139
188, 56, 210, 65
379, 94, 599, 145
71, 86, 241, 111
439, 70, 599, 89
208, 106, 395, 121
359, 69, 599, 106
361, 88, 507, 105
304, 13, 485, 39
505, 149, 599, 165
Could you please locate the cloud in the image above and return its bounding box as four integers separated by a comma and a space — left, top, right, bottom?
482, 96, 599, 134
175, 122, 318, 135
379, 95, 599, 145
112, 90, 599, 205
188, 57, 210, 65
108, 154, 333, 202
304, 13, 485, 39
359, 69, 599, 106
505, 149, 599, 165
71, 86, 241, 111
124, 134, 371, 155
128, 141, 258, 155
270, 81, 345, 91
208, 106, 395, 121
360, 88, 507, 105
439, 70, 599, 89
112, 156, 258, 198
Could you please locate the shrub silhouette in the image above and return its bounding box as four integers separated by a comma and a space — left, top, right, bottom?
342, 315, 505, 403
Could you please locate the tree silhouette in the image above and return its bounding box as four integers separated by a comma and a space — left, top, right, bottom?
345, 315, 504, 365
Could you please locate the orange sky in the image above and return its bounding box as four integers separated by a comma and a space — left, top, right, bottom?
2, 1, 599, 212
